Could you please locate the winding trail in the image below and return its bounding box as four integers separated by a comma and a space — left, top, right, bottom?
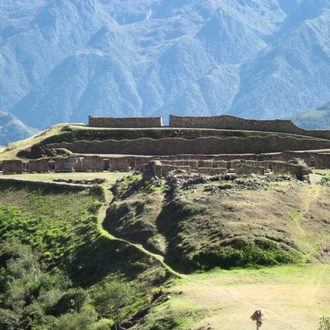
96, 177, 330, 330
97, 185, 182, 278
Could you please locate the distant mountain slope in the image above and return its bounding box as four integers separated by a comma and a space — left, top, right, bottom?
0, 111, 39, 146
1, 0, 330, 141
290, 101, 330, 129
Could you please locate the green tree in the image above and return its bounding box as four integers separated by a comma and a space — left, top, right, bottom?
94, 282, 134, 330
55, 308, 97, 330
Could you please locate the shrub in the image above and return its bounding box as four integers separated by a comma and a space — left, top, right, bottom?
94, 282, 134, 327
318, 316, 330, 330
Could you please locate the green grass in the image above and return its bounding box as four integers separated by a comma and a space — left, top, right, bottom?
0, 180, 165, 285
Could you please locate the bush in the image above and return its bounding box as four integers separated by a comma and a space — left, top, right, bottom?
94, 282, 134, 327
318, 316, 330, 330
55, 309, 97, 330
48, 288, 89, 316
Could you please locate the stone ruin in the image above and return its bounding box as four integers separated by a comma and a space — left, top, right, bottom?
2, 160, 23, 175
0, 154, 314, 181
143, 158, 311, 181
2, 115, 330, 180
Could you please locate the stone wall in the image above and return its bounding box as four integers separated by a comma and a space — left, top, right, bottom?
2, 160, 23, 174
0, 178, 89, 191
48, 135, 330, 155
88, 116, 163, 128
83, 156, 104, 172
161, 160, 199, 169
198, 167, 227, 175
29, 159, 50, 173
109, 158, 130, 172
236, 164, 265, 176
162, 165, 191, 177
144, 158, 309, 179
144, 160, 163, 178
270, 161, 310, 179
54, 158, 78, 173
169, 115, 330, 140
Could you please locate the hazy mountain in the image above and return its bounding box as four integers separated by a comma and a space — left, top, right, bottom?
290, 101, 330, 129
0, 111, 39, 146
1, 0, 330, 144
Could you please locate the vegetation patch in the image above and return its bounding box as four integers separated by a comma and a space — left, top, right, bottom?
104, 174, 328, 274
0, 180, 169, 329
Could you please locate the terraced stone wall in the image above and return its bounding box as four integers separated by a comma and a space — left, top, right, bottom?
169, 115, 330, 140
47, 135, 330, 155
88, 116, 163, 128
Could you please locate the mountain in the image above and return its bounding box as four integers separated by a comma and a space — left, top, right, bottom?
290, 101, 330, 129
1, 0, 330, 143
0, 111, 39, 147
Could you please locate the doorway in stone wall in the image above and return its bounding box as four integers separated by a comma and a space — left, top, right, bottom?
310, 157, 316, 168
129, 159, 136, 171
75, 158, 83, 172
103, 159, 110, 171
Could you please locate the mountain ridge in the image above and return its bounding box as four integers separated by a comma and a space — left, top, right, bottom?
1, 0, 330, 144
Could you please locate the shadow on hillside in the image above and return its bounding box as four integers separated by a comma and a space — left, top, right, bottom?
155, 199, 206, 274
63, 234, 161, 287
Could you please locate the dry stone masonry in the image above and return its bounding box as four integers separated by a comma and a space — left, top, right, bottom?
2, 115, 330, 179
88, 116, 163, 128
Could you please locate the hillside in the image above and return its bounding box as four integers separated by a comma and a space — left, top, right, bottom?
1, 114, 330, 327
106, 174, 330, 273
1, 171, 330, 329
1, 0, 330, 145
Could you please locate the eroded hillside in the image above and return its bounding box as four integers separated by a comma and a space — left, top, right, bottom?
104, 173, 330, 273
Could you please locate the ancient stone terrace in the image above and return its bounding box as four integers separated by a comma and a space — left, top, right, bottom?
89, 114, 330, 140
2, 115, 330, 179
0, 154, 312, 181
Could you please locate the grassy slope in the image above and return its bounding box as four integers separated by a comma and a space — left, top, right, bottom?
1, 172, 330, 329
100, 175, 330, 329
0, 124, 68, 160
0, 174, 172, 328
104, 176, 330, 270
140, 264, 330, 330
1, 128, 330, 329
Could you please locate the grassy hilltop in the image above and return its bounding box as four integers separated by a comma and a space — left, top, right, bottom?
1, 127, 330, 329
